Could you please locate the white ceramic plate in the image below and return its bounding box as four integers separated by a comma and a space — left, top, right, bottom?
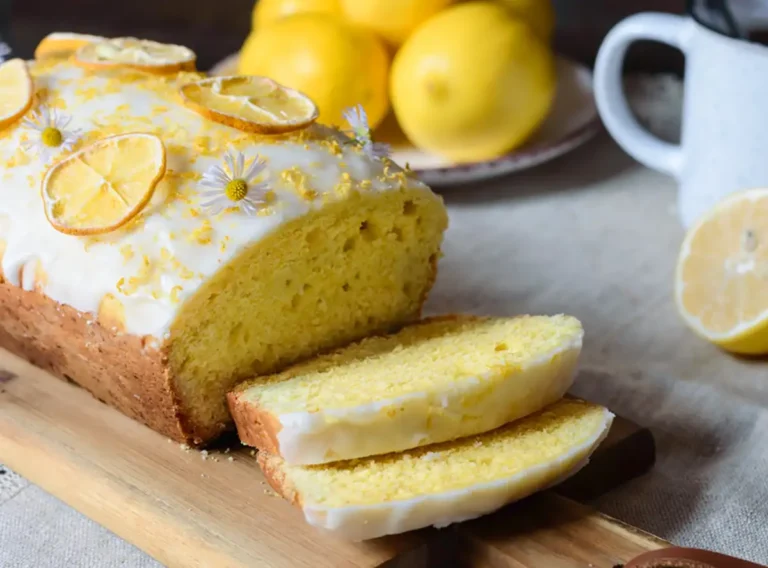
209, 55, 599, 186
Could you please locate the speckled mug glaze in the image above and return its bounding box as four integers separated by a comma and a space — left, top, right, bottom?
594, 13, 768, 227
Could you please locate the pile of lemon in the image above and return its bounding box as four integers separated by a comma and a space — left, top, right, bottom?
239, 0, 557, 163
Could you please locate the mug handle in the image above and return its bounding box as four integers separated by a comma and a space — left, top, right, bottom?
594, 13, 693, 178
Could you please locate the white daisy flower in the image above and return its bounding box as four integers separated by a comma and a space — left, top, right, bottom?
342, 105, 372, 142
199, 150, 270, 216
22, 106, 81, 164
0, 42, 11, 62
342, 104, 390, 160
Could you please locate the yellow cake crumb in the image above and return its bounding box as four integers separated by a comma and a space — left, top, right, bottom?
240, 315, 583, 414
277, 399, 608, 508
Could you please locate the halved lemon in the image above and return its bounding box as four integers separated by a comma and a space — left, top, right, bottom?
179, 75, 319, 134
74, 37, 196, 74
675, 188, 768, 354
0, 59, 33, 130
34, 32, 106, 59
41, 133, 166, 236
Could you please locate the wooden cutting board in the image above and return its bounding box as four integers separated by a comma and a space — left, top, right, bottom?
0, 348, 662, 568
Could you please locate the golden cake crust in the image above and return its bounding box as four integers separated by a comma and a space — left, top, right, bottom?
257, 451, 302, 507
227, 392, 284, 453
0, 280, 220, 444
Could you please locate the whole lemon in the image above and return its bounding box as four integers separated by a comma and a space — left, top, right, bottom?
455, 0, 555, 41
251, 0, 341, 29
239, 14, 389, 128
390, 1, 556, 163
339, 0, 454, 48
493, 0, 555, 41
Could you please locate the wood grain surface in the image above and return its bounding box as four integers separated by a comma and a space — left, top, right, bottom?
0, 346, 661, 567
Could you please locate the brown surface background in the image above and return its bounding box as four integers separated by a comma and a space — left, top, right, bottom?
10, 0, 686, 72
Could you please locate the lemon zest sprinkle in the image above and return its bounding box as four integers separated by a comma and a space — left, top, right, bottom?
170, 285, 183, 303
119, 245, 134, 262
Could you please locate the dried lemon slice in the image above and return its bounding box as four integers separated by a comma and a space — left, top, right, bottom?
0, 59, 33, 130
74, 37, 196, 74
41, 133, 166, 235
35, 32, 106, 59
180, 75, 319, 134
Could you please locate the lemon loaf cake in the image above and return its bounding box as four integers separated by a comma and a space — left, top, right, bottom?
0, 34, 447, 444
259, 399, 614, 540
230, 314, 583, 464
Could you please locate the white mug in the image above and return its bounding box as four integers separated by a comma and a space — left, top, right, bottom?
594, 12, 768, 227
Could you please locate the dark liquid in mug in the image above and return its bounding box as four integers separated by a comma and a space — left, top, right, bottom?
690, 0, 768, 44
746, 30, 768, 45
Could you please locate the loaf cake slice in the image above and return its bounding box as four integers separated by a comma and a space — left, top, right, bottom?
259, 398, 614, 540
229, 314, 583, 464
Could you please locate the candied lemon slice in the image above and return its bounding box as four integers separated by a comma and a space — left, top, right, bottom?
675, 187, 768, 354
35, 32, 106, 59
180, 75, 319, 134
74, 37, 196, 74
41, 133, 166, 235
0, 59, 33, 130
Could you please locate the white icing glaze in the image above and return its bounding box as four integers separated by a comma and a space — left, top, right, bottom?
299, 408, 614, 541
274, 333, 583, 465
0, 59, 430, 339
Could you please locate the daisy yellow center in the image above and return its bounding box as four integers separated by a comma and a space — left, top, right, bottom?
225, 179, 248, 202
41, 127, 63, 148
